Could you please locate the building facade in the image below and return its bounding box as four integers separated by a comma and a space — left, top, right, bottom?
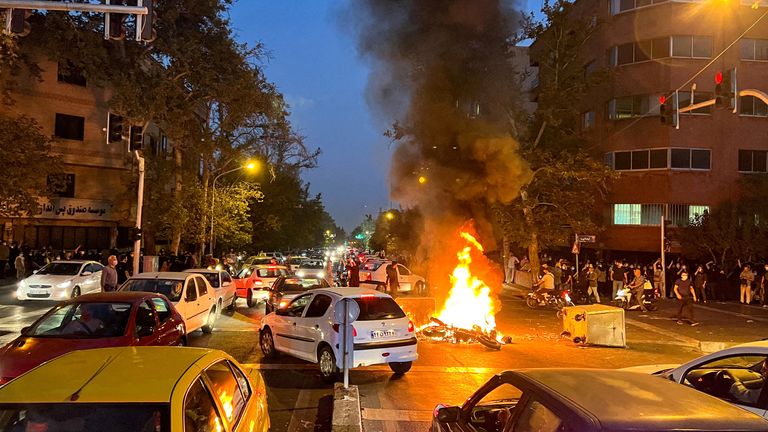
535, 0, 768, 253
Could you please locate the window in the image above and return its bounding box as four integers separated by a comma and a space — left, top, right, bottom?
616, 43, 635, 65
284, 294, 312, 317
614, 151, 631, 170
352, 296, 406, 320
739, 150, 768, 172
669, 204, 710, 226
397, 265, 411, 275
185, 279, 198, 302
691, 149, 711, 169
670, 148, 691, 168
184, 378, 224, 432
649, 149, 668, 168
151, 297, 173, 323
305, 294, 332, 318
582, 111, 596, 130
57, 60, 86, 86
230, 362, 252, 401
514, 399, 564, 432
135, 302, 157, 336
610, 38, 669, 65
741, 38, 768, 60
631, 150, 649, 169
611, 0, 670, 14
196, 277, 208, 295
47, 173, 75, 198
678, 91, 714, 114
221, 272, 232, 285
608, 95, 650, 119
682, 355, 767, 407
54, 113, 85, 141
740, 95, 768, 117
671, 36, 712, 58
652, 37, 670, 59
610, 149, 669, 170
669, 148, 710, 170
204, 361, 247, 426
613, 204, 664, 225
584, 61, 597, 77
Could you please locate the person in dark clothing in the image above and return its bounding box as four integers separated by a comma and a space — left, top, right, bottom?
674, 271, 699, 326
115, 255, 130, 285
385, 261, 400, 297
346, 258, 360, 287
693, 265, 708, 303
7, 242, 19, 278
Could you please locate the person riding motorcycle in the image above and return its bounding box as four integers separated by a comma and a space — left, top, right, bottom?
626, 268, 648, 312
534, 265, 556, 304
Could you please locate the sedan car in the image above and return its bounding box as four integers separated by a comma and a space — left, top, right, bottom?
625, 340, 768, 418
119, 272, 218, 335
260, 287, 417, 382
184, 268, 237, 312
0, 292, 185, 384
0, 346, 269, 432
432, 369, 768, 432
295, 259, 328, 281
266, 276, 330, 313
16, 260, 104, 301
234, 265, 290, 307
359, 260, 426, 294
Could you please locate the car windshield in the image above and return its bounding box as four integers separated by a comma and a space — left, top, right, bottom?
36, 263, 81, 276
121, 279, 184, 302
352, 296, 406, 320
28, 302, 132, 338
279, 278, 325, 291
0, 403, 169, 431
299, 261, 324, 269
256, 268, 282, 278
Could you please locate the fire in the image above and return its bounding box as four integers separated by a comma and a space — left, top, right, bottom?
434, 230, 498, 334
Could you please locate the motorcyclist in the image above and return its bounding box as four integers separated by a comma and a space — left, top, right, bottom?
626, 268, 648, 312
534, 264, 556, 304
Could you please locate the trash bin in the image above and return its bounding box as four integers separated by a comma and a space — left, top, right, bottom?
562, 304, 626, 347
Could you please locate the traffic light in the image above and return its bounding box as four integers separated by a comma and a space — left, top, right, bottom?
129, 126, 143, 151
714, 69, 736, 109
7, 9, 31, 36
128, 227, 142, 242
107, 113, 125, 144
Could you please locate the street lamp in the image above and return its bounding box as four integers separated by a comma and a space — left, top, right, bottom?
209, 161, 258, 256
385, 211, 394, 221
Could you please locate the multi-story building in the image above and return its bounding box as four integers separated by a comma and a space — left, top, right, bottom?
533, 0, 768, 253
0, 57, 166, 252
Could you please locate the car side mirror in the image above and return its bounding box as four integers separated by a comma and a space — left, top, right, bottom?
436, 406, 460, 423
20, 326, 30, 335
81, 271, 92, 276
137, 326, 155, 338
32, 270, 38, 275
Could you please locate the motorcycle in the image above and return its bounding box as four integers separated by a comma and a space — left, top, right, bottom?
613, 283, 659, 311
526, 288, 575, 318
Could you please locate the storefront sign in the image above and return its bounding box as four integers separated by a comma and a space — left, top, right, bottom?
36, 198, 115, 220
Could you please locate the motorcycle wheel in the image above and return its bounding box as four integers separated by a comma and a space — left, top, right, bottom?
646, 303, 658, 312
475, 333, 502, 351
525, 296, 539, 309
556, 309, 564, 319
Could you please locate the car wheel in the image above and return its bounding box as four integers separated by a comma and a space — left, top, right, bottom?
318, 345, 339, 383
246, 289, 255, 308
389, 361, 413, 375
201, 307, 216, 334
260, 328, 277, 358
71, 287, 81, 299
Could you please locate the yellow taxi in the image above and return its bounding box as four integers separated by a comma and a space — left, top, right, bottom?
0, 346, 269, 432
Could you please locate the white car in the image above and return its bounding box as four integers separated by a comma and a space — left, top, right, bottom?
259, 287, 418, 382
17, 260, 104, 301
119, 272, 218, 334
625, 340, 768, 418
184, 268, 237, 313
359, 260, 426, 294
295, 259, 328, 281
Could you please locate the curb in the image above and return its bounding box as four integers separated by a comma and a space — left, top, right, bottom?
332, 383, 362, 432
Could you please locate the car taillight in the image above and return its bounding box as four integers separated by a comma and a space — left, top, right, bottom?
332, 324, 357, 337
407, 320, 414, 333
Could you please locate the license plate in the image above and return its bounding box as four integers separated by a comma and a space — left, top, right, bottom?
29, 289, 47, 295
370, 329, 397, 339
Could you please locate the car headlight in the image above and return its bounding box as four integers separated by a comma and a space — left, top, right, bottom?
17, 280, 26, 289
56, 281, 72, 289
318, 271, 325, 278
296, 271, 305, 278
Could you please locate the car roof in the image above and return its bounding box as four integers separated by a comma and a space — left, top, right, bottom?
0, 347, 220, 403
512, 369, 768, 430
129, 272, 191, 281
183, 268, 219, 274
66, 292, 163, 302
312, 287, 389, 298
48, 260, 96, 265
249, 264, 288, 269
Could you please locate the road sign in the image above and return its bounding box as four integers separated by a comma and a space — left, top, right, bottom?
577, 235, 596, 243
334, 298, 360, 324
334, 298, 359, 389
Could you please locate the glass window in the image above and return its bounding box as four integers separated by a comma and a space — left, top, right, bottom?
199, 273, 219, 288
36, 262, 81, 276
691, 149, 711, 169
0, 404, 169, 432
204, 361, 247, 426
614, 204, 641, 225
689, 205, 709, 220
741, 39, 755, 60
635, 40, 651, 62
221, 273, 232, 284
614, 97, 634, 118
151, 297, 172, 322
120, 279, 184, 303
57, 60, 87, 87
185, 279, 198, 302
692, 36, 713, 58
29, 302, 132, 338
672, 35, 693, 57
478, 382, 523, 405
641, 204, 664, 226
652, 37, 669, 59
352, 296, 406, 320
184, 378, 224, 432
631, 150, 649, 169
514, 399, 563, 432
305, 294, 333, 318
196, 277, 208, 295
616, 43, 635, 65
54, 113, 85, 141
135, 302, 157, 336
230, 362, 252, 401
754, 151, 767, 172
619, 0, 635, 12
682, 355, 767, 408
604, 152, 614, 168
614, 151, 632, 170
398, 265, 411, 275
582, 111, 595, 129
756, 39, 768, 60
649, 149, 668, 168
670, 148, 691, 168
284, 294, 312, 317
739, 150, 754, 172
47, 173, 75, 198
740, 96, 768, 117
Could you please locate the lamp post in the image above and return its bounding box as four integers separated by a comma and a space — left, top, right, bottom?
209, 161, 257, 256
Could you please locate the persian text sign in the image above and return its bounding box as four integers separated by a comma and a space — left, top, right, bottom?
36, 198, 115, 220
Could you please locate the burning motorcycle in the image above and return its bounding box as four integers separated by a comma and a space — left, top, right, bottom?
526, 288, 575, 318
613, 283, 659, 311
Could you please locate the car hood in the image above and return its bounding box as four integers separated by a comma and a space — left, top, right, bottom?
619, 363, 680, 375
23, 274, 74, 285
0, 336, 129, 383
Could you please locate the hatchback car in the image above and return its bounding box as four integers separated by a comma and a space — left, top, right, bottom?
0, 292, 185, 384
16, 260, 104, 301
295, 259, 328, 281
234, 265, 290, 307
432, 369, 768, 432
184, 268, 237, 312
266, 276, 331, 313
260, 287, 417, 382
119, 272, 218, 335
0, 346, 269, 432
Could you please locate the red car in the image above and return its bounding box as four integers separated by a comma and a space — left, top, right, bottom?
0, 291, 186, 384
233, 264, 290, 307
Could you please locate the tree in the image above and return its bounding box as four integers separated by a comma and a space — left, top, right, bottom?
369, 209, 422, 260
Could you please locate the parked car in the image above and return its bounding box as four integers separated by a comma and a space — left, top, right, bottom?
624, 340, 768, 418
0, 346, 270, 432
241, 255, 276, 271
432, 369, 768, 432
286, 256, 306, 272
234, 265, 290, 308
260, 287, 417, 382
119, 272, 218, 335
295, 259, 328, 280
0, 292, 185, 384
266, 276, 331, 313
359, 260, 426, 294
184, 268, 237, 313
16, 260, 104, 301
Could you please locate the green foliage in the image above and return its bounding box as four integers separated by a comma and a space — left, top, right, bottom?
369, 209, 422, 259
214, 182, 264, 251
0, 115, 61, 216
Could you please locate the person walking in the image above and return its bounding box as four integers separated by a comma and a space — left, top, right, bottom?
740, 264, 755, 304
14, 252, 25, 281
652, 260, 665, 299
101, 255, 118, 292
346, 258, 360, 287
116, 255, 130, 285
760, 264, 768, 308
385, 260, 400, 297
674, 271, 699, 326
610, 261, 626, 300
585, 264, 600, 303
693, 265, 708, 303
0, 241, 8, 278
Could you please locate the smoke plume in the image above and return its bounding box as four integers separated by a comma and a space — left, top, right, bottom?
347, 1, 532, 292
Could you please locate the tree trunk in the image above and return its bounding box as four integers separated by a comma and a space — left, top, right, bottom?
200, 164, 210, 260
528, 231, 541, 279
170, 146, 183, 255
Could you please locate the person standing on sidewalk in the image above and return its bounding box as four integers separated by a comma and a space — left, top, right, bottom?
740, 264, 755, 304
760, 264, 768, 308
674, 271, 699, 326
13, 252, 25, 281
585, 264, 600, 303
693, 265, 708, 303
610, 261, 626, 300
100, 255, 118, 292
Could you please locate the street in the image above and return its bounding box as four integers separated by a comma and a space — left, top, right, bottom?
1, 280, 766, 431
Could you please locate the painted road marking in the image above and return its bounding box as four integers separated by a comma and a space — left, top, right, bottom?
362, 408, 432, 422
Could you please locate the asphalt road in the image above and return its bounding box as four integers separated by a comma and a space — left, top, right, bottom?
1, 279, 767, 431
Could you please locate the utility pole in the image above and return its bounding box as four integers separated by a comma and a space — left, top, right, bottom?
133, 151, 145, 275
660, 214, 666, 295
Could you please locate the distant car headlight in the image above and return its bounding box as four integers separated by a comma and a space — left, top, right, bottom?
56, 281, 72, 289
296, 271, 305, 278
318, 271, 326, 278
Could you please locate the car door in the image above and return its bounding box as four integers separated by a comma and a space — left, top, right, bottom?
150, 297, 183, 345
203, 360, 250, 430
183, 377, 227, 432
292, 294, 333, 361
220, 271, 235, 305
75, 263, 93, 293
273, 294, 313, 356
133, 300, 160, 346
397, 265, 413, 291
182, 277, 204, 331
89, 263, 104, 292
195, 276, 215, 313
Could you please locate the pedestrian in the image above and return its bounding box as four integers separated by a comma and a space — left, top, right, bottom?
14, 251, 25, 281
626, 268, 648, 312
610, 261, 626, 300
346, 258, 360, 287
674, 271, 699, 326
116, 255, 130, 285
385, 260, 400, 297
586, 264, 600, 303
760, 264, 768, 308
740, 264, 755, 304
693, 265, 708, 303
101, 255, 118, 292
506, 253, 519, 284
0, 241, 8, 278
653, 260, 665, 299
596, 262, 607, 298
553, 260, 563, 291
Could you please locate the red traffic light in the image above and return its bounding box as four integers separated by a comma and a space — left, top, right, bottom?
659, 95, 666, 105
715, 71, 723, 85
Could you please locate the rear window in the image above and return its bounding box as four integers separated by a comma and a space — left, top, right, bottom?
256, 268, 281, 278
362, 262, 384, 271
0, 403, 169, 431
299, 261, 324, 269
353, 297, 406, 320
121, 279, 184, 302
